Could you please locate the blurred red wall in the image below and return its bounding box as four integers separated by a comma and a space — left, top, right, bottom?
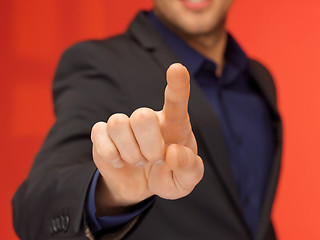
1, 0, 320, 239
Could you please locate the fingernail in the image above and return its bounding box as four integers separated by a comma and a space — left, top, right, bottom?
155, 159, 165, 165
112, 159, 124, 168
136, 160, 147, 167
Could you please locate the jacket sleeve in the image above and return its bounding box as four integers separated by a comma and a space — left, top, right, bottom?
12, 41, 137, 240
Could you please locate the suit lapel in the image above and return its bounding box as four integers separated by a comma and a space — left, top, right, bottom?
248, 60, 280, 118
249, 61, 283, 240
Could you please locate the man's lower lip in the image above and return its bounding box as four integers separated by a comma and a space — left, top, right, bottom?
181, 0, 212, 11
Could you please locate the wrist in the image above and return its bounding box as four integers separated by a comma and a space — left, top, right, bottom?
95, 175, 137, 216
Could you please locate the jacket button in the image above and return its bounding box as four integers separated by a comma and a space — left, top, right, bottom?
61, 215, 70, 232
56, 217, 63, 231
50, 218, 58, 233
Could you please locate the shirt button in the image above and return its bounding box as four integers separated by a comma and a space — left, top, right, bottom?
245, 196, 250, 205
203, 61, 216, 72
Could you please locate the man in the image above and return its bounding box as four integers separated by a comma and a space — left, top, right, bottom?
13, 0, 282, 239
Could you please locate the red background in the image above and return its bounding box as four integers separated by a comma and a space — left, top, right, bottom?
1, 0, 320, 239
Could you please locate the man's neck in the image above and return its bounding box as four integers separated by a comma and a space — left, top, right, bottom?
177, 26, 228, 77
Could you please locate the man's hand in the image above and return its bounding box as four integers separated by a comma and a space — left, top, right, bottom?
91, 63, 204, 216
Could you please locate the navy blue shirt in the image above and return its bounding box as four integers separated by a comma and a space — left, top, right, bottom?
86, 12, 275, 236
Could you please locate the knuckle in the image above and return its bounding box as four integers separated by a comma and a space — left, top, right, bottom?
130, 107, 156, 126
107, 113, 129, 131
91, 121, 106, 142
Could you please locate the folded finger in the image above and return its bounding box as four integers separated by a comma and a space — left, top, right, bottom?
107, 113, 147, 166
91, 121, 124, 168
130, 107, 165, 163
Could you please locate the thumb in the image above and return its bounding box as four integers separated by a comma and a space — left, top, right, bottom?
165, 144, 204, 194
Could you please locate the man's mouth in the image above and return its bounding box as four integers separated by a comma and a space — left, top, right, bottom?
181, 0, 212, 11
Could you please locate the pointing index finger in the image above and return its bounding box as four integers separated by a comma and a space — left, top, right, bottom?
163, 63, 190, 123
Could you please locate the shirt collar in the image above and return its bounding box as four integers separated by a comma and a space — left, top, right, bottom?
148, 11, 249, 86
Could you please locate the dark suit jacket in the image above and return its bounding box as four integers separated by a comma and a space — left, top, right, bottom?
12, 12, 282, 240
